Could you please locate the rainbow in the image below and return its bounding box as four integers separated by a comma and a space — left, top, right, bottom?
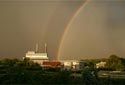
57, 0, 91, 60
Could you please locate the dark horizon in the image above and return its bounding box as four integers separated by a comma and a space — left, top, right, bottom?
0, 0, 125, 60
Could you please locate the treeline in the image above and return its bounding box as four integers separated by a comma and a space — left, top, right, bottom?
0, 58, 91, 84
82, 54, 125, 71
0, 58, 100, 84
0, 58, 42, 84
105, 55, 125, 71
96, 55, 125, 71
0, 55, 125, 84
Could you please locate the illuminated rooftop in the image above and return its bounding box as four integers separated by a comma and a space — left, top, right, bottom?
26, 51, 48, 60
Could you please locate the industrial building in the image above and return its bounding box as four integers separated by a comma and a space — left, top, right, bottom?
25, 44, 49, 66
25, 51, 49, 65
24, 44, 85, 70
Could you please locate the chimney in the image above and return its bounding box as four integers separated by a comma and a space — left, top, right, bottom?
45, 43, 47, 53
35, 43, 38, 53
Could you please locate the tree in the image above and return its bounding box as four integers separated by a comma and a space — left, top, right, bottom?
55, 69, 71, 84
82, 63, 98, 85
106, 55, 124, 71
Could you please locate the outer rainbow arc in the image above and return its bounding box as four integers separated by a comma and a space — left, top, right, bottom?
57, 0, 91, 60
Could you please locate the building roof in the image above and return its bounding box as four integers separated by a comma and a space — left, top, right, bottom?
42, 61, 62, 67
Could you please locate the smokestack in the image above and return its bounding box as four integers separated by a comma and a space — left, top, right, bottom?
45, 43, 47, 53
35, 43, 38, 53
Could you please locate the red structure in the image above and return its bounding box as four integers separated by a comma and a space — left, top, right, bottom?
42, 61, 62, 68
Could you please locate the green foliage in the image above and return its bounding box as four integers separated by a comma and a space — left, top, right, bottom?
106, 55, 124, 71
56, 70, 71, 84
0, 58, 43, 84
0, 58, 73, 84
44, 67, 61, 72
0, 57, 125, 84
0, 58, 18, 67
82, 66, 99, 85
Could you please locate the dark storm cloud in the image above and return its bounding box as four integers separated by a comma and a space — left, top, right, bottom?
0, 0, 83, 59
1, 0, 125, 60
58, 0, 125, 60
45, 1, 84, 59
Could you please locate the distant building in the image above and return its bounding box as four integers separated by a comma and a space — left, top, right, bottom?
25, 44, 49, 66
42, 61, 62, 68
96, 61, 106, 68
24, 44, 86, 70
60, 60, 81, 70
79, 60, 85, 70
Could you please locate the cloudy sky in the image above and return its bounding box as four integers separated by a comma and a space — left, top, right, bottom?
0, 0, 125, 60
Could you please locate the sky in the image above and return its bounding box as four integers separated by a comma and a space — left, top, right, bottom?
0, 0, 125, 60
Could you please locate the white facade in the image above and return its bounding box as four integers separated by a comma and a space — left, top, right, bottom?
26, 51, 48, 60
25, 51, 49, 65
96, 61, 106, 68
60, 60, 81, 70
